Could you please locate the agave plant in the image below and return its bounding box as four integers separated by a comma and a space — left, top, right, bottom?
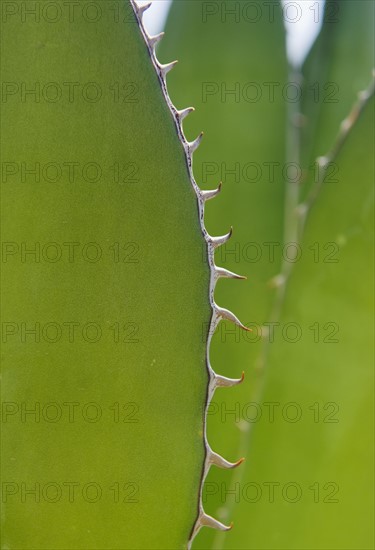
160, 0, 374, 548
1, 0, 373, 549
1, 0, 247, 547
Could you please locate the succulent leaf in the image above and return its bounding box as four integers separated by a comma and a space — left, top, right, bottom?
161, 1, 374, 548
0, 1, 224, 547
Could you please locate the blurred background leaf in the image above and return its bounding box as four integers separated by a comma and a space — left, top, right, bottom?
160, 1, 288, 544
301, 0, 375, 188
160, 0, 374, 548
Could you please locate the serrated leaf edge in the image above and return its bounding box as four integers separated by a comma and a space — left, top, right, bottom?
130, 1, 247, 546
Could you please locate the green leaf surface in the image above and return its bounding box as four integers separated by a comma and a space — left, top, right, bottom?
162, 1, 374, 549
242, 93, 374, 550
160, 1, 288, 547
301, 0, 374, 184
1, 2, 210, 548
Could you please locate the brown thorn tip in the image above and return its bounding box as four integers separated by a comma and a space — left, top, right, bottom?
208, 448, 245, 470
178, 107, 195, 121
241, 371, 245, 382
200, 512, 232, 531
214, 372, 244, 388
215, 267, 247, 281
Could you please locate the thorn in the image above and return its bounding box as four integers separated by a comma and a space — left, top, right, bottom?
340, 117, 352, 133
158, 60, 178, 78
269, 273, 286, 289
215, 266, 246, 280
135, 1, 152, 18
177, 107, 195, 121
207, 447, 245, 469
208, 226, 233, 248
214, 371, 245, 388
199, 512, 232, 531
188, 132, 204, 154
215, 306, 251, 332
148, 32, 164, 48
357, 90, 368, 101
296, 203, 308, 218
317, 155, 329, 169
201, 182, 222, 202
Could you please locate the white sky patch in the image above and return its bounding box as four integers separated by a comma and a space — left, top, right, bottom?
282, 0, 325, 66
137, 0, 172, 35
137, 0, 326, 67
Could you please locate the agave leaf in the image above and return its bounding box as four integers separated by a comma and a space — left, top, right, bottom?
162, 1, 374, 549
160, 0, 288, 546
1, 1, 213, 547
244, 90, 374, 550
301, 0, 374, 190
